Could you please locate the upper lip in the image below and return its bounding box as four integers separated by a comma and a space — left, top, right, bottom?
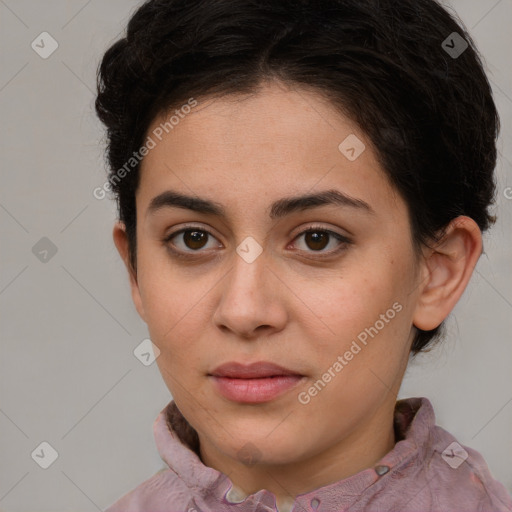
209, 361, 303, 378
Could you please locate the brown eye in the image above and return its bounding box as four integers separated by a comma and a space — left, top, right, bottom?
165, 228, 220, 255
304, 231, 329, 251
292, 228, 352, 256
183, 230, 208, 250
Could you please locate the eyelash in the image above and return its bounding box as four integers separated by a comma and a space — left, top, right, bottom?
162, 223, 352, 260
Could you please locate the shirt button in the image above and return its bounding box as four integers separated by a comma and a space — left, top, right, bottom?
374, 464, 390, 476
310, 497, 320, 509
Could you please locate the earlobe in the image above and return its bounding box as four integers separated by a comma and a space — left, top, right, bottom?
412, 216, 482, 331
112, 221, 147, 322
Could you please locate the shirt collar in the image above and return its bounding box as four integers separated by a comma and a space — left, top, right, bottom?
153, 397, 435, 509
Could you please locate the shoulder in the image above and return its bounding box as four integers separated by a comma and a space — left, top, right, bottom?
380, 398, 512, 511
410, 424, 512, 511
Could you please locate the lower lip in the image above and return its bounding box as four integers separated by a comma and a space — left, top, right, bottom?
209, 375, 304, 403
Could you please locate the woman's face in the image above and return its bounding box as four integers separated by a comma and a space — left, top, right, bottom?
125, 82, 424, 467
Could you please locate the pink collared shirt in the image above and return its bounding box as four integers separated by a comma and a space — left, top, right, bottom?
105, 397, 512, 512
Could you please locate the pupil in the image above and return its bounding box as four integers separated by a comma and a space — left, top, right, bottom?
185, 230, 207, 250
306, 232, 328, 251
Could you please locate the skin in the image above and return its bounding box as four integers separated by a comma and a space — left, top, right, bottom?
113, 80, 482, 511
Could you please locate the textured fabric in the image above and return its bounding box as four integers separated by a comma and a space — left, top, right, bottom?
105, 397, 512, 512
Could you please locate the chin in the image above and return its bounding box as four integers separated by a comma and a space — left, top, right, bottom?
218, 427, 304, 466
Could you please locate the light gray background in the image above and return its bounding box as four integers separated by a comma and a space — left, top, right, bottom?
0, 0, 511, 510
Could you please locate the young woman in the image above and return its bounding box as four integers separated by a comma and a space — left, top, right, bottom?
95, 0, 512, 510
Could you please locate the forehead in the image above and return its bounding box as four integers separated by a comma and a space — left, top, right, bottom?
137, 83, 402, 221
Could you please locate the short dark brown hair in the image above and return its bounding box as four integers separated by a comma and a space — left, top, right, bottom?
95, 0, 499, 355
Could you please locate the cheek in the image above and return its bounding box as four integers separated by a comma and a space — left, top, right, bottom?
136, 246, 221, 375
136, 245, 191, 341
297, 275, 411, 420
297, 250, 414, 368
300, 269, 395, 338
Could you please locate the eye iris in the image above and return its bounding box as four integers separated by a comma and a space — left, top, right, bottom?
305, 231, 329, 251
184, 230, 208, 250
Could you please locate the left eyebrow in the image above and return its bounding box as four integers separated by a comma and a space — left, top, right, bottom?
145, 188, 375, 219
269, 189, 375, 219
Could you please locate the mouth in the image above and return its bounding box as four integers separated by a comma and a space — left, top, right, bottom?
208, 361, 305, 403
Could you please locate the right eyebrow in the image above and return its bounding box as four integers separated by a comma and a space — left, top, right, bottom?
146, 190, 225, 218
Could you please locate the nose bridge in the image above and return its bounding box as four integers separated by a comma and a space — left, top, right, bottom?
213, 238, 286, 336
229, 237, 268, 300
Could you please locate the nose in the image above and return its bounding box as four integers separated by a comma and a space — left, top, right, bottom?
212, 248, 288, 339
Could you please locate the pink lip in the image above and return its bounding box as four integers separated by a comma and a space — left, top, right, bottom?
210, 361, 301, 378
208, 361, 304, 403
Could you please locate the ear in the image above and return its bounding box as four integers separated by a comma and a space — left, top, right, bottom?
112, 221, 146, 323
412, 216, 483, 331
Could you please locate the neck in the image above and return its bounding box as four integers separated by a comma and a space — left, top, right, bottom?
198, 396, 397, 509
